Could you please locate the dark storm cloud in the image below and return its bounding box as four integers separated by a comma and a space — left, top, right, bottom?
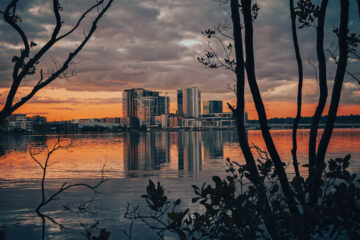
0, 0, 359, 105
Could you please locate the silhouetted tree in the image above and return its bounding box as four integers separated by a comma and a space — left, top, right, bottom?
310, 0, 351, 205
294, 0, 356, 205
0, 0, 113, 122
228, 1, 279, 237
197, 0, 356, 236
296, 0, 329, 175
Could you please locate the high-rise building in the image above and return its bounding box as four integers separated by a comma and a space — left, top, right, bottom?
158, 96, 170, 115
177, 90, 183, 116
123, 88, 169, 127
123, 88, 144, 126
138, 96, 157, 127
183, 87, 201, 118
209, 100, 223, 113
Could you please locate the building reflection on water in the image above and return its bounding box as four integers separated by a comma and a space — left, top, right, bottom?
0, 129, 359, 180
0, 134, 47, 154
123, 132, 170, 177
121, 130, 241, 178
123, 131, 206, 178
178, 131, 202, 177
203, 131, 224, 160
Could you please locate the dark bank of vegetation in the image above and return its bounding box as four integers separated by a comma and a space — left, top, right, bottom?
248, 114, 360, 125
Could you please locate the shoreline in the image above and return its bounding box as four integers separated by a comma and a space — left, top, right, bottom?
0, 125, 360, 136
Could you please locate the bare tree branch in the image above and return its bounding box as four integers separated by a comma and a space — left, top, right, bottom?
308, 57, 319, 84
0, 0, 114, 121
327, 44, 360, 85
28, 137, 108, 239
56, 1, 103, 41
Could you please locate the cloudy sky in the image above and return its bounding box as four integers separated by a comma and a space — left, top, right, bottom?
0, 0, 359, 120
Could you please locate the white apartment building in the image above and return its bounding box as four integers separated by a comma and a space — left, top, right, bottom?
183, 87, 201, 118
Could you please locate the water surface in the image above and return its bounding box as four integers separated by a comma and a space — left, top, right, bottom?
0, 129, 359, 239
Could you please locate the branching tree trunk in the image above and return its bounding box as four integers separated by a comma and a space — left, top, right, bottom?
29, 138, 107, 240
240, 0, 299, 216
310, 0, 350, 205
308, 0, 328, 168
289, 0, 303, 180
0, 0, 113, 122
229, 1, 278, 238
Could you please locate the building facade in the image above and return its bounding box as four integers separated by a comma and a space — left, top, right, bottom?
123, 88, 169, 127
203, 101, 209, 114
183, 87, 201, 118
177, 90, 183, 116
209, 100, 223, 113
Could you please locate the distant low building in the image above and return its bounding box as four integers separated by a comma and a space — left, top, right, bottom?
200, 112, 237, 129
47, 121, 78, 133
5, 114, 33, 132
119, 117, 130, 127
155, 114, 168, 128
168, 114, 180, 129
182, 118, 202, 129
29, 115, 47, 133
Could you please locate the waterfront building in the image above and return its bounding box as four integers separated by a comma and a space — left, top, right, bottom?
209, 100, 223, 113
4, 114, 34, 132
177, 90, 183, 116
168, 114, 180, 129
158, 96, 170, 115
183, 87, 201, 118
119, 117, 130, 127
155, 114, 168, 128
47, 121, 78, 133
199, 112, 247, 129
123, 88, 169, 127
28, 115, 47, 124
29, 115, 47, 133
203, 101, 209, 114
181, 118, 202, 128
200, 112, 235, 129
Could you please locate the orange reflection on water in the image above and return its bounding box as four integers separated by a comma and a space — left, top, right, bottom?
0, 129, 359, 180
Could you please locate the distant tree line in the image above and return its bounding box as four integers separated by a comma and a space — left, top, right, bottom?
248, 114, 360, 125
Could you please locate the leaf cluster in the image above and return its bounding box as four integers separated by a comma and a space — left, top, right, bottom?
295, 0, 320, 28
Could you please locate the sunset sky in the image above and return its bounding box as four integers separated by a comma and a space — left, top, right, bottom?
0, 0, 359, 121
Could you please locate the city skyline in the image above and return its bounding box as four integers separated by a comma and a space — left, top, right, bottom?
0, 0, 358, 121
7, 86, 359, 121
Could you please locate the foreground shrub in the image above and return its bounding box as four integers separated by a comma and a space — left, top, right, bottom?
125, 155, 360, 239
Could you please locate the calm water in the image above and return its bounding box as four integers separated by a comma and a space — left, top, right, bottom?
0, 129, 359, 239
